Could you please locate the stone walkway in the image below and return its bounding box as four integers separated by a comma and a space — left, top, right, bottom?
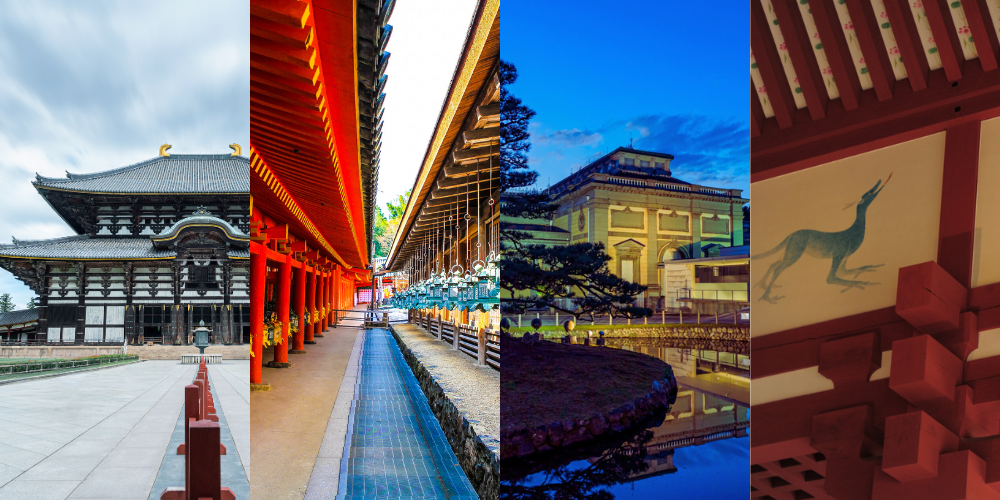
0, 359, 248, 500
250, 306, 365, 500
148, 362, 250, 499
333, 328, 478, 500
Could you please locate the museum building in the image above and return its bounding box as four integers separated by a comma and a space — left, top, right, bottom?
0, 146, 252, 345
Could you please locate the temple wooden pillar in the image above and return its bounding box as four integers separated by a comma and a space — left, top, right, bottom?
305, 266, 316, 344
315, 269, 325, 338
331, 265, 341, 327
292, 261, 306, 353
271, 255, 291, 366
250, 250, 265, 385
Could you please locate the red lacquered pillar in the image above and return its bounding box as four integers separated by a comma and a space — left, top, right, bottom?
305, 266, 316, 343
293, 260, 306, 352
250, 249, 265, 384
315, 268, 325, 338
273, 256, 291, 364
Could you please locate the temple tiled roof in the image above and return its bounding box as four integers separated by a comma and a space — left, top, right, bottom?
0, 236, 175, 260
0, 309, 38, 327
33, 154, 250, 194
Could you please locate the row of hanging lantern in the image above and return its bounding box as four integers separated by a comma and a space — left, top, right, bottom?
388, 142, 500, 312
389, 258, 499, 311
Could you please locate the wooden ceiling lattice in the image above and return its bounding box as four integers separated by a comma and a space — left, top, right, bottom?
751, 0, 1000, 179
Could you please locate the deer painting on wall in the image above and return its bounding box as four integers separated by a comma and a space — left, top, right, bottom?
753, 174, 891, 304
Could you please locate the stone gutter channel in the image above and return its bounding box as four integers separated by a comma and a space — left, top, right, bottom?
389, 325, 500, 500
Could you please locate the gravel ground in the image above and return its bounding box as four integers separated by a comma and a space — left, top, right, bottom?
392, 323, 500, 457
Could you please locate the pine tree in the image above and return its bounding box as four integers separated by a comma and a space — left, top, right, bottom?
498, 61, 650, 322
26, 297, 38, 309
0, 293, 14, 313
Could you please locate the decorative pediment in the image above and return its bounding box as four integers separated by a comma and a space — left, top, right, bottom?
151, 208, 249, 250
614, 238, 645, 259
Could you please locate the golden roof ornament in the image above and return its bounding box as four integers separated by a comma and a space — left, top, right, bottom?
159, 144, 172, 157
230, 143, 242, 156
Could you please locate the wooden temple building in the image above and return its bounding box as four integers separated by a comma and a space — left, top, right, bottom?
248, 0, 390, 387
384, 0, 502, 344
0, 148, 252, 345
751, 1, 1000, 499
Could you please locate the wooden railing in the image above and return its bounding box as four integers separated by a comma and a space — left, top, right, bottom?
409, 310, 500, 371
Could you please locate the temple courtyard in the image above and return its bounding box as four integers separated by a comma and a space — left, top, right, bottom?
0, 359, 249, 500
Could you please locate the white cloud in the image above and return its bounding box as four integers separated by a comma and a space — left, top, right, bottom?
376, 0, 480, 210
0, 0, 249, 308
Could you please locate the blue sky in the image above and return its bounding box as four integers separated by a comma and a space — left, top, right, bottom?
505, 1, 750, 194
0, 1, 249, 308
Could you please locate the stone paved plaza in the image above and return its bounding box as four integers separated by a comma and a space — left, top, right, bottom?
0, 359, 249, 500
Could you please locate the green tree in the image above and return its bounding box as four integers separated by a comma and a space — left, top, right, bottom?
26, 297, 38, 309
0, 293, 14, 313
371, 206, 391, 259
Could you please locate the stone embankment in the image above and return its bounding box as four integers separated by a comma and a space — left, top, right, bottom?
0, 346, 123, 359
128, 345, 252, 360
515, 324, 748, 341
390, 325, 499, 500
500, 375, 678, 459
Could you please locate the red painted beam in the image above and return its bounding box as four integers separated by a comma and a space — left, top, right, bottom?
964, 0, 1000, 72
924, 0, 965, 82
751, 63, 1000, 180
812, 0, 861, 110
844, 0, 895, 101
751, 80, 763, 138
884, 0, 930, 91
937, 121, 981, 288
751, 0, 796, 129
772, 0, 828, 120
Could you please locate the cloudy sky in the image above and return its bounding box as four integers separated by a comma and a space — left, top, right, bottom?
506, 1, 750, 194
0, 0, 249, 308
376, 0, 480, 211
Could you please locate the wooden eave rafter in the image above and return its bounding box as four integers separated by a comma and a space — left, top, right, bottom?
751, 0, 1000, 179
384, 0, 500, 272
250, 0, 368, 269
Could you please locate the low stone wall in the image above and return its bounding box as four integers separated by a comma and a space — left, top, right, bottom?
515, 324, 749, 341
127, 345, 252, 360
0, 346, 123, 359
390, 327, 498, 500
500, 375, 678, 460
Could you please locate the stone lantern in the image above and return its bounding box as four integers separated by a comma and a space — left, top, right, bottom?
193, 320, 211, 356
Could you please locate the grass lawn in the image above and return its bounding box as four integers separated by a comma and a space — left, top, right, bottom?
502, 339, 670, 430
0, 359, 138, 381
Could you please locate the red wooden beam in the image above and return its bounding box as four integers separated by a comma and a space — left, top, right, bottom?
751, 0, 795, 129
844, 0, 895, 101
751, 81, 764, 138
772, 0, 828, 120
964, 0, 1000, 72
811, 0, 861, 110
751, 63, 1000, 180
937, 121, 981, 288
923, 0, 965, 82
883, 0, 930, 91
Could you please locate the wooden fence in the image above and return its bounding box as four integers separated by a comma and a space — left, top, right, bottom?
409, 310, 500, 371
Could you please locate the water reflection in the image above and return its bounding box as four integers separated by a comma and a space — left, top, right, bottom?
500, 338, 750, 499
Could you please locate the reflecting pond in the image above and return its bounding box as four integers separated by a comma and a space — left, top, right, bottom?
500, 337, 750, 499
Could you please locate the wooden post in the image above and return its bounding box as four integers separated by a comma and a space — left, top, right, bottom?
273, 257, 291, 364
453, 320, 459, 350
250, 251, 265, 384
293, 263, 306, 352
477, 328, 487, 365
